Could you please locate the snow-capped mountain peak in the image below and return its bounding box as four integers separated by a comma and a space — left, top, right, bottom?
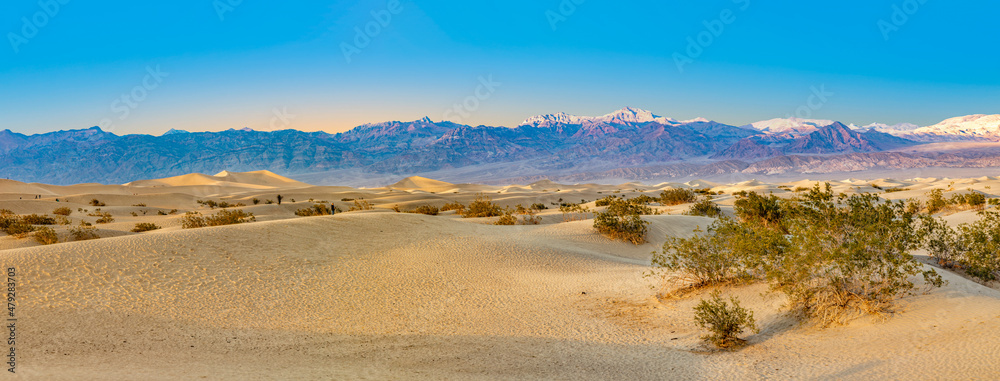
912, 114, 1000, 136
849, 122, 921, 133
743, 118, 836, 135
520, 107, 680, 127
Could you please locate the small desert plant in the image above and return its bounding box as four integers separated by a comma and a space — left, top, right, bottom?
69, 224, 99, 241
559, 203, 593, 222
412, 205, 439, 216
685, 199, 722, 217
157, 210, 168, 215
252, 198, 261, 205
132, 203, 147, 207
530, 203, 547, 211
494, 211, 517, 225
206, 209, 255, 226
52, 207, 72, 216
130, 212, 138, 217
660, 189, 697, 206
33, 227, 59, 245
131, 223, 161, 233
922, 210, 1000, 282
883, 187, 910, 193
265, 199, 275, 205
693, 291, 759, 349
463, 194, 503, 218
90, 199, 106, 207
54, 216, 71, 225
19, 214, 56, 225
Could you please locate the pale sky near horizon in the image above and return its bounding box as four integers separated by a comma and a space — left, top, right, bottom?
2, 0, 998, 136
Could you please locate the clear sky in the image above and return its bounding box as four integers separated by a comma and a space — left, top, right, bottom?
2, 0, 998, 135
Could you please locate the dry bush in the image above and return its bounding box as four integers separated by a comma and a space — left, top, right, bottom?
181, 212, 207, 229
412, 205, 439, 216
206, 209, 255, 226
33, 227, 58, 245
52, 207, 72, 216
19, 214, 56, 225
90, 199, 106, 207
348, 199, 375, 212
693, 291, 759, 349
559, 203, 593, 222
131, 223, 161, 233
494, 212, 517, 225
91, 212, 114, 224
441, 202, 466, 214
295, 204, 332, 216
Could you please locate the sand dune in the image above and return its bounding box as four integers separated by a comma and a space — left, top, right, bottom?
1, 173, 1000, 379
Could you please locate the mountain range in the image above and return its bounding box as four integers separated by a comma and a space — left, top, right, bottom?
2, 108, 999, 186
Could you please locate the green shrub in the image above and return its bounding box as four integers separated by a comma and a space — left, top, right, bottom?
463, 194, 503, 218
660, 189, 696, 206
52, 207, 72, 216
733, 191, 784, 230
594, 200, 650, 244
653, 183, 943, 326
685, 199, 722, 217
926, 189, 947, 214
33, 227, 58, 245
650, 218, 786, 290
693, 291, 759, 349
923, 210, 1000, 282
131, 223, 161, 233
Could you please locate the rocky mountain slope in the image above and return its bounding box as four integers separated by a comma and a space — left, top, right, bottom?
1, 108, 998, 185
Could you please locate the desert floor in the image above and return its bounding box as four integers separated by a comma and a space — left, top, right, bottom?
1, 171, 998, 380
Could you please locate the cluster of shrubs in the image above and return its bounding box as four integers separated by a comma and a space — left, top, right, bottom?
347, 199, 375, 212
923, 189, 988, 214
87, 210, 115, 224
921, 211, 1000, 282
196, 200, 247, 209
1, 210, 53, 238
494, 203, 542, 225
90, 199, 106, 207
651, 183, 947, 331
181, 209, 256, 229
659, 189, 697, 206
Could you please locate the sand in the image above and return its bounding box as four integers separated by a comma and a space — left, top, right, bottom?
1, 171, 999, 380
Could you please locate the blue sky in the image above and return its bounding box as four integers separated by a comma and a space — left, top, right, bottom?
2, 0, 998, 135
